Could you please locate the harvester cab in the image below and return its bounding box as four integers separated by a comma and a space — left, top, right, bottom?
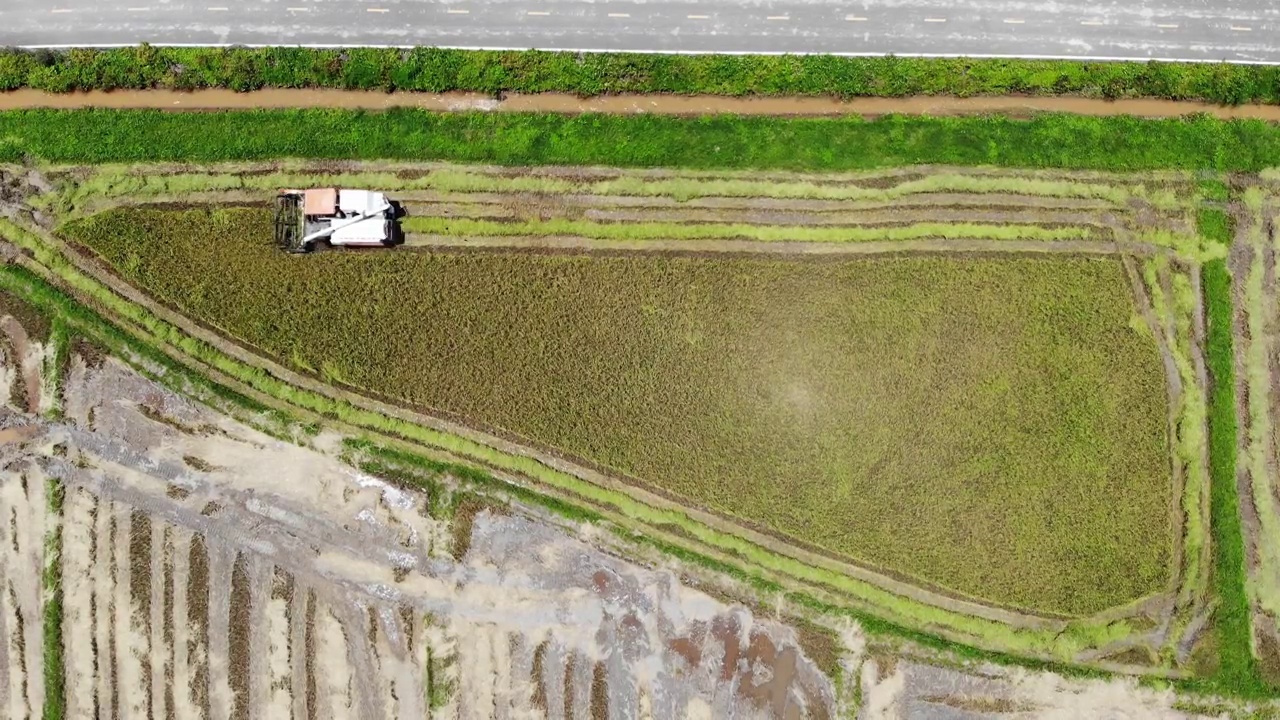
274, 188, 396, 253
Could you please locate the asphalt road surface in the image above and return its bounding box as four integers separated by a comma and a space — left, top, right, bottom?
4, 0, 1280, 63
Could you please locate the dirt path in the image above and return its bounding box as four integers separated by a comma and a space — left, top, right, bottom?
7, 87, 1280, 120
405, 204, 1126, 230
403, 234, 1167, 258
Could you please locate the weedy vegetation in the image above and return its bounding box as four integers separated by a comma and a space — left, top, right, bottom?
7, 109, 1280, 171
6, 45, 1280, 105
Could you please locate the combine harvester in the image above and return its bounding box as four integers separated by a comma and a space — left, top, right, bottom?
273, 188, 399, 253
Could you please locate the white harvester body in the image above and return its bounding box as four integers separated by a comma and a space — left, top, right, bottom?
274, 187, 396, 252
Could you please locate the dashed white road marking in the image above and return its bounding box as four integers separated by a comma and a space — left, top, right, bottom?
126, 7, 150, 11
446, 8, 469, 13
923, 17, 946, 22
845, 15, 867, 21
1003, 18, 1024, 24
367, 7, 389, 12
607, 12, 629, 17
285, 6, 309, 11
766, 15, 790, 20
687, 13, 709, 19
50, 8, 73, 12
527, 10, 551, 15
1231, 25, 1253, 31
1080, 19, 1103, 25
207, 6, 228, 10
1156, 23, 1179, 28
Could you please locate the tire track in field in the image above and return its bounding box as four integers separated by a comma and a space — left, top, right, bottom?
402, 235, 1171, 259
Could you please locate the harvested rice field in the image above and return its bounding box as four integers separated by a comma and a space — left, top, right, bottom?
54, 162, 1192, 619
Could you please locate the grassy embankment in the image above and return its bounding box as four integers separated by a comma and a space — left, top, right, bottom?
3, 110, 1280, 171
4, 46, 1280, 105
63, 205, 1172, 618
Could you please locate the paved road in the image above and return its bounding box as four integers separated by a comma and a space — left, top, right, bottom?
4, 0, 1280, 63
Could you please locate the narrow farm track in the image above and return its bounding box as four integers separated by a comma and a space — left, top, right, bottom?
401, 235, 1173, 258
1, 350, 844, 720
14, 88, 1280, 121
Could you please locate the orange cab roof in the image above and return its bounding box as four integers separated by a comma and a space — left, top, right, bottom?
302, 188, 338, 216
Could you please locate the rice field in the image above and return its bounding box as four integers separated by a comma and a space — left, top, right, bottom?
61, 196, 1175, 617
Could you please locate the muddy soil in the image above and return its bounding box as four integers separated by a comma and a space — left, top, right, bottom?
18, 352, 846, 718
5, 88, 1280, 120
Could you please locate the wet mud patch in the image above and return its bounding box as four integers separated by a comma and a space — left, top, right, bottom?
707, 613, 830, 719
667, 621, 706, 669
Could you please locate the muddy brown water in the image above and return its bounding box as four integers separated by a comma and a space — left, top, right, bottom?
6, 88, 1280, 119
0, 425, 39, 445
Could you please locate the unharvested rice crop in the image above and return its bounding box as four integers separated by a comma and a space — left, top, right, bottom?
63, 206, 1173, 616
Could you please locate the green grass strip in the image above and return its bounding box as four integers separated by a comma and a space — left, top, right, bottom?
42, 475, 64, 720
402, 216, 1095, 243
8, 110, 1280, 172
64, 166, 1174, 207
1199, 208, 1267, 696
6, 46, 1280, 106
